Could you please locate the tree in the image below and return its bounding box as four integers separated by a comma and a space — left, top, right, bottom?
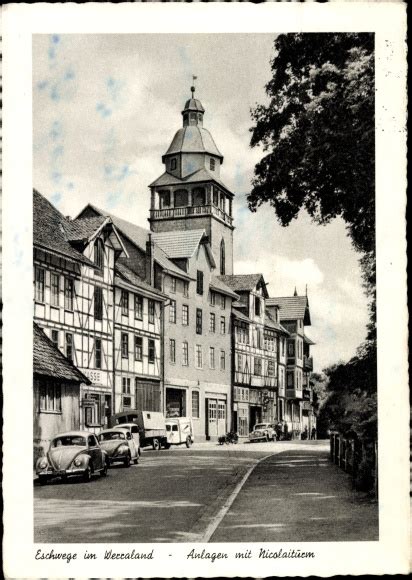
249, 34, 376, 336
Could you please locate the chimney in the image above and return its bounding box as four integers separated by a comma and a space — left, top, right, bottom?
146, 233, 154, 286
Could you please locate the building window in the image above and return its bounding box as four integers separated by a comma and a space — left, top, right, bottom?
135, 294, 143, 320
183, 281, 189, 297
210, 290, 216, 306
39, 383, 61, 413
257, 330, 262, 349
134, 336, 143, 361
282, 338, 285, 356
268, 359, 275, 377
65, 333, 73, 362
220, 294, 226, 309
182, 341, 189, 366
209, 347, 215, 369
169, 300, 176, 323
148, 339, 155, 364
196, 271, 204, 295
51, 329, 59, 349
210, 158, 215, 171
170, 158, 177, 171
255, 296, 261, 316
288, 341, 295, 356
122, 377, 131, 394
121, 333, 129, 358
94, 286, 103, 320
195, 345, 203, 369
192, 391, 200, 418
159, 190, 171, 209
64, 278, 74, 310
169, 339, 176, 363
220, 316, 226, 334
182, 304, 189, 326
287, 372, 294, 388
196, 308, 203, 334
170, 277, 176, 293
213, 188, 219, 206
209, 312, 216, 333
254, 357, 262, 376
220, 239, 225, 276
218, 402, 226, 420
237, 353, 242, 372
148, 300, 155, 324
94, 239, 104, 272
51, 273, 59, 307
121, 290, 129, 316
220, 350, 226, 371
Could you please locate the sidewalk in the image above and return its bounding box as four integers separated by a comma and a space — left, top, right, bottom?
210, 444, 379, 542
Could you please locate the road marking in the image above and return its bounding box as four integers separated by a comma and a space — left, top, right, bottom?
199, 453, 274, 543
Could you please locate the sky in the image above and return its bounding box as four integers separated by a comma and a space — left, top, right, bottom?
32, 33, 370, 372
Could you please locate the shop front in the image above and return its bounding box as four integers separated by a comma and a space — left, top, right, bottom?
166, 386, 187, 418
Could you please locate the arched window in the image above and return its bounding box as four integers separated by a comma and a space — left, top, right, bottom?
220, 239, 225, 275
174, 189, 188, 207
192, 187, 205, 206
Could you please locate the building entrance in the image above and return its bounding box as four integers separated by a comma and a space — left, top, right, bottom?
249, 405, 262, 432
166, 387, 186, 418
205, 397, 227, 439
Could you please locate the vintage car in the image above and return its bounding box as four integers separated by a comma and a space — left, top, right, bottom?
98, 428, 139, 467
165, 417, 194, 448
35, 431, 108, 484
248, 423, 277, 443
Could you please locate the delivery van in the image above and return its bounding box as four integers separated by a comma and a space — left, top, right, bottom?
165, 417, 194, 448
110, 410, 167, 450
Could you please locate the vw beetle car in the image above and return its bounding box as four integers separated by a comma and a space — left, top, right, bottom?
249, 423, 276, 443
35, 431, 108, 484
112, 423, 142, 455
98, 428, 139, 467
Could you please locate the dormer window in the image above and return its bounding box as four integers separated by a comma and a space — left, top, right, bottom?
170, 158, 177, 171
210, 158, 215, 171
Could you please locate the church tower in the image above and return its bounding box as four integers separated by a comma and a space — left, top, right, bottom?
148, 85, 234, 275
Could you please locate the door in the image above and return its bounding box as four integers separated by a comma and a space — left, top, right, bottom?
217, 401, 227, 436
88, 435, 102, 469
207, 399, 218, 439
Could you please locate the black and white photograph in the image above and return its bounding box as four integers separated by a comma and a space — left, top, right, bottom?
2, 3, 408, 578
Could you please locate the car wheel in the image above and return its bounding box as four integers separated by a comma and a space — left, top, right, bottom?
101, 461, 108, 477
83, 465, 92, 482
185, 436, 192, 448
152, 439, 160, 451
124, 454, 131, 467
164, 443, 171, 450
134, 457, 139, 464
38, 475, 48, 486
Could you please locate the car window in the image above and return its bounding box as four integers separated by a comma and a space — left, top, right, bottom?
52, 436, 86, 447
88, 435, 96, 447
126, 432, 132, 440
131, 426, 138, 434
99, 432, 125, 441
166, 425, 171, 431
255, 424, 266, 430
172, 425, 178, 432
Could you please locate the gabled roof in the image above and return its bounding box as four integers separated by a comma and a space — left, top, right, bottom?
33, 189, 94, 267
218, 274, 268, 297
152, 229, 206, 259
209, 276, 239, 300
264, 312, 290, 335
115, 261, 167, 300
266, 296, 311, 325
33, 323, 91, 384
65, 216, 108, 243
149, 167, 233, 196
232, 308, 252, 324
77, 204, 192, 281
303, 334, 316, 345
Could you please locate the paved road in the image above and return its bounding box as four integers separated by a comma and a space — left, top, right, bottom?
34, 441, 378, 543
210, 444, 379, 542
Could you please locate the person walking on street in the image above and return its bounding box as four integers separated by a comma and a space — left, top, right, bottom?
311, 426, 317, 440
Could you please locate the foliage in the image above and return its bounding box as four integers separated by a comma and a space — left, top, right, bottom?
249, 34, 377, 441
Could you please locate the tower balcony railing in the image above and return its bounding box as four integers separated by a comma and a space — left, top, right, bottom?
150, 204, 233, 226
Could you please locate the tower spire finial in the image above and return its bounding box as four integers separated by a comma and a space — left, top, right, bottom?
191, 75, 197, 98
294, 286, 298, 296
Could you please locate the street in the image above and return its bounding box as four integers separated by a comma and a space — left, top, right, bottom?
34, 441, 378, 543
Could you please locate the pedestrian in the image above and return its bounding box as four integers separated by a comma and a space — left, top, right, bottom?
311, 426, 317, 440
302, 426, 308, 440
283, 421, 289, 440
